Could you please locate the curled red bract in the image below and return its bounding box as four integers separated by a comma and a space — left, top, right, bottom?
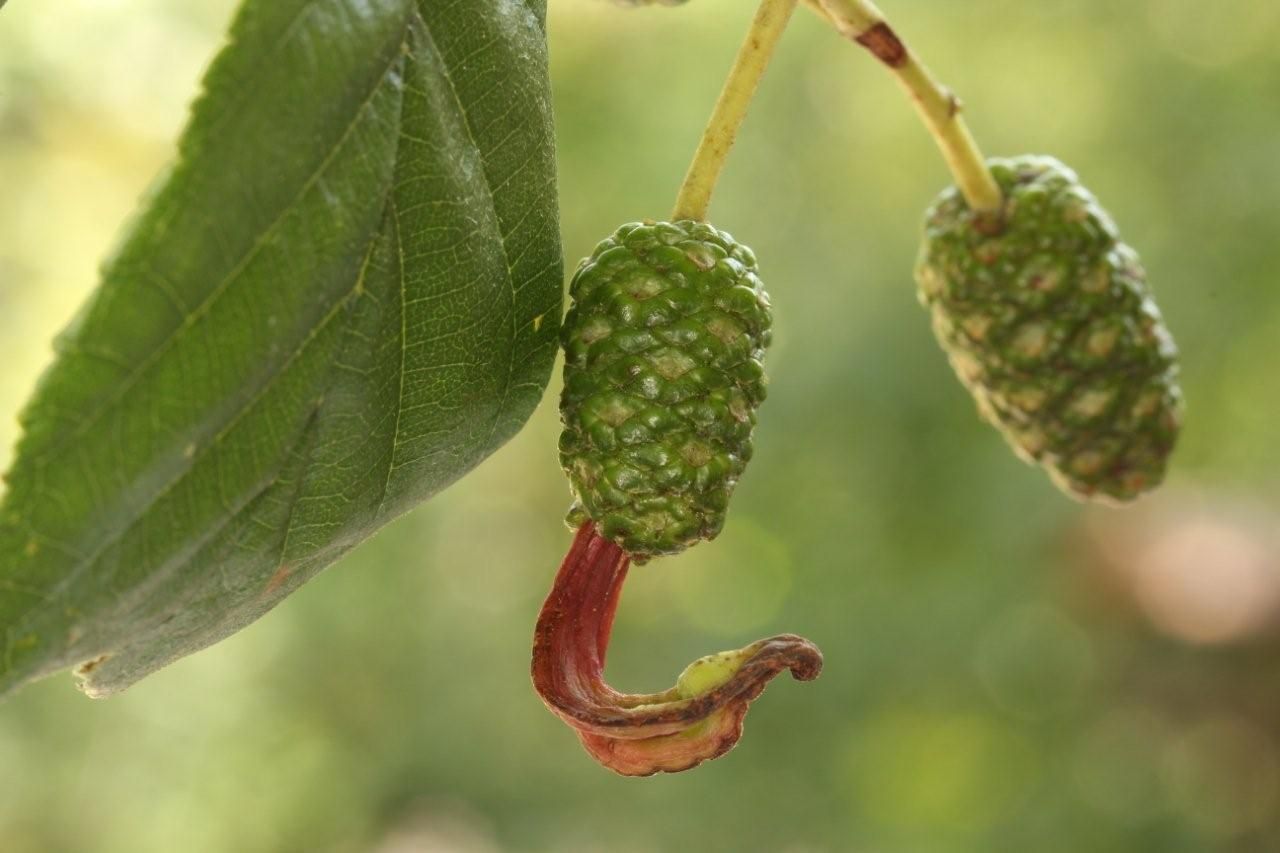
531, 522, 823, 776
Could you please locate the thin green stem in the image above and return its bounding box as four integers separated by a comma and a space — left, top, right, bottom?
672, 0, 800, 222
810, 0, 1003, 214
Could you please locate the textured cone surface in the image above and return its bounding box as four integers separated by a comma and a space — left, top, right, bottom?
560, 221, 770, 560
916, 156, 1182, 502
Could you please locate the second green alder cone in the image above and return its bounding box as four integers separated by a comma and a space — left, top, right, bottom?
917, 156, 1183, 502
559, 221, 771, 561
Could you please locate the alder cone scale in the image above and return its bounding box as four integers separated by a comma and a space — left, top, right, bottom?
559, 220, 771, 561
916, 155, 1183, 502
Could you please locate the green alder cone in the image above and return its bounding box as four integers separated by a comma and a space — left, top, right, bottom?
916, 155, 1183, 502
559, 221, 771, 561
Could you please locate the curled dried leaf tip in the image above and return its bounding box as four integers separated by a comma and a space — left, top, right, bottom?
532, 522, 822, 776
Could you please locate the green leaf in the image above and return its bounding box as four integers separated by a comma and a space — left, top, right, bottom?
0, 0, 562, 699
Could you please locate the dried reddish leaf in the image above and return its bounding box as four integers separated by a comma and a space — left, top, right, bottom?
532, 522, 822, 776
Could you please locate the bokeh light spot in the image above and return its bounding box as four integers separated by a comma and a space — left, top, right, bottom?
1071, 706, 1174, 823
1131, 518, 1279, 645
1163, 716, 1280, 837
846, 708, 1039, 834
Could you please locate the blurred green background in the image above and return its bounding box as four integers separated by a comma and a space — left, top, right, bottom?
3, 1, 1280, 850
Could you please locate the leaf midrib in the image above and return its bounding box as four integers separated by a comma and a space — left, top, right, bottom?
21, 30, 413, 472
9, 33, 415, 637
